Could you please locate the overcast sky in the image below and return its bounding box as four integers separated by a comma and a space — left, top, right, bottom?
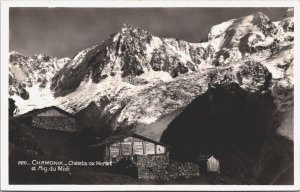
10, 8, 289, 58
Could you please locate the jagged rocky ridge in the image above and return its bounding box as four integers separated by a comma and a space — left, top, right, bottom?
50, 23, 207, 97
9, 11, 293, 140
9, 51, 70, 111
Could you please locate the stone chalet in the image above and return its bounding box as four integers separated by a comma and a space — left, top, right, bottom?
15, 106, 79, 132
90, 132, 171, 180
90, 132, 200, 180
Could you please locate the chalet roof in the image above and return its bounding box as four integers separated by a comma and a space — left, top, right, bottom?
15, 106, 75, 119
196, 154, 213, 161
89, 132, 168, 148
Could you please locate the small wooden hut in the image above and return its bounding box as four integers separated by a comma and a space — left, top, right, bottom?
196, 154, 220, 174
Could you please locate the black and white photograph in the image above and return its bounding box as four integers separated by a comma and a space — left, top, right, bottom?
1, 0, 298, 190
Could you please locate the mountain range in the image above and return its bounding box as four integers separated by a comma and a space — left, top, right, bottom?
9, 10, 294, 141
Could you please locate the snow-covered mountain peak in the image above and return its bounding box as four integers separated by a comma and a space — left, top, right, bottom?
9, 51, 28, 64
208, 12, 275, 49
121, 22, 136, 33
120, 22, 151, 35
10, 50, 24, 57
251, 11, 270, 20
121, 22, 130, 32
50, 22, 209, 97
9, 51, 70, 114
286, 8, 294, 17
116, 22, 154, 54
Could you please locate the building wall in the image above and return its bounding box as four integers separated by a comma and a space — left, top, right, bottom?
167, 161, 200, 179
135, 153, 199, 180
32, 116, 78, 132
104, 136, 167, 162
136, 154, 170, 180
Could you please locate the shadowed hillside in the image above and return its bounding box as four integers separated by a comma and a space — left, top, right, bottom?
161, 83, 293, 184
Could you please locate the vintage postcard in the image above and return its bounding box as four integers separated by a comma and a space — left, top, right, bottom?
1, 0, 299, 191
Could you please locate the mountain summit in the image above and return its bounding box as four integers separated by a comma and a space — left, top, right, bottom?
50, 22, 207, 97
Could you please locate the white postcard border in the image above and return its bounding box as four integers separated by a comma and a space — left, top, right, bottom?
1, 0, 299, 191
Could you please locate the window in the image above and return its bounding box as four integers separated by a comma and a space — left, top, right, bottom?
145, 142, 155, 154
133, 141, 143, 154
156, 145, 165, 154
